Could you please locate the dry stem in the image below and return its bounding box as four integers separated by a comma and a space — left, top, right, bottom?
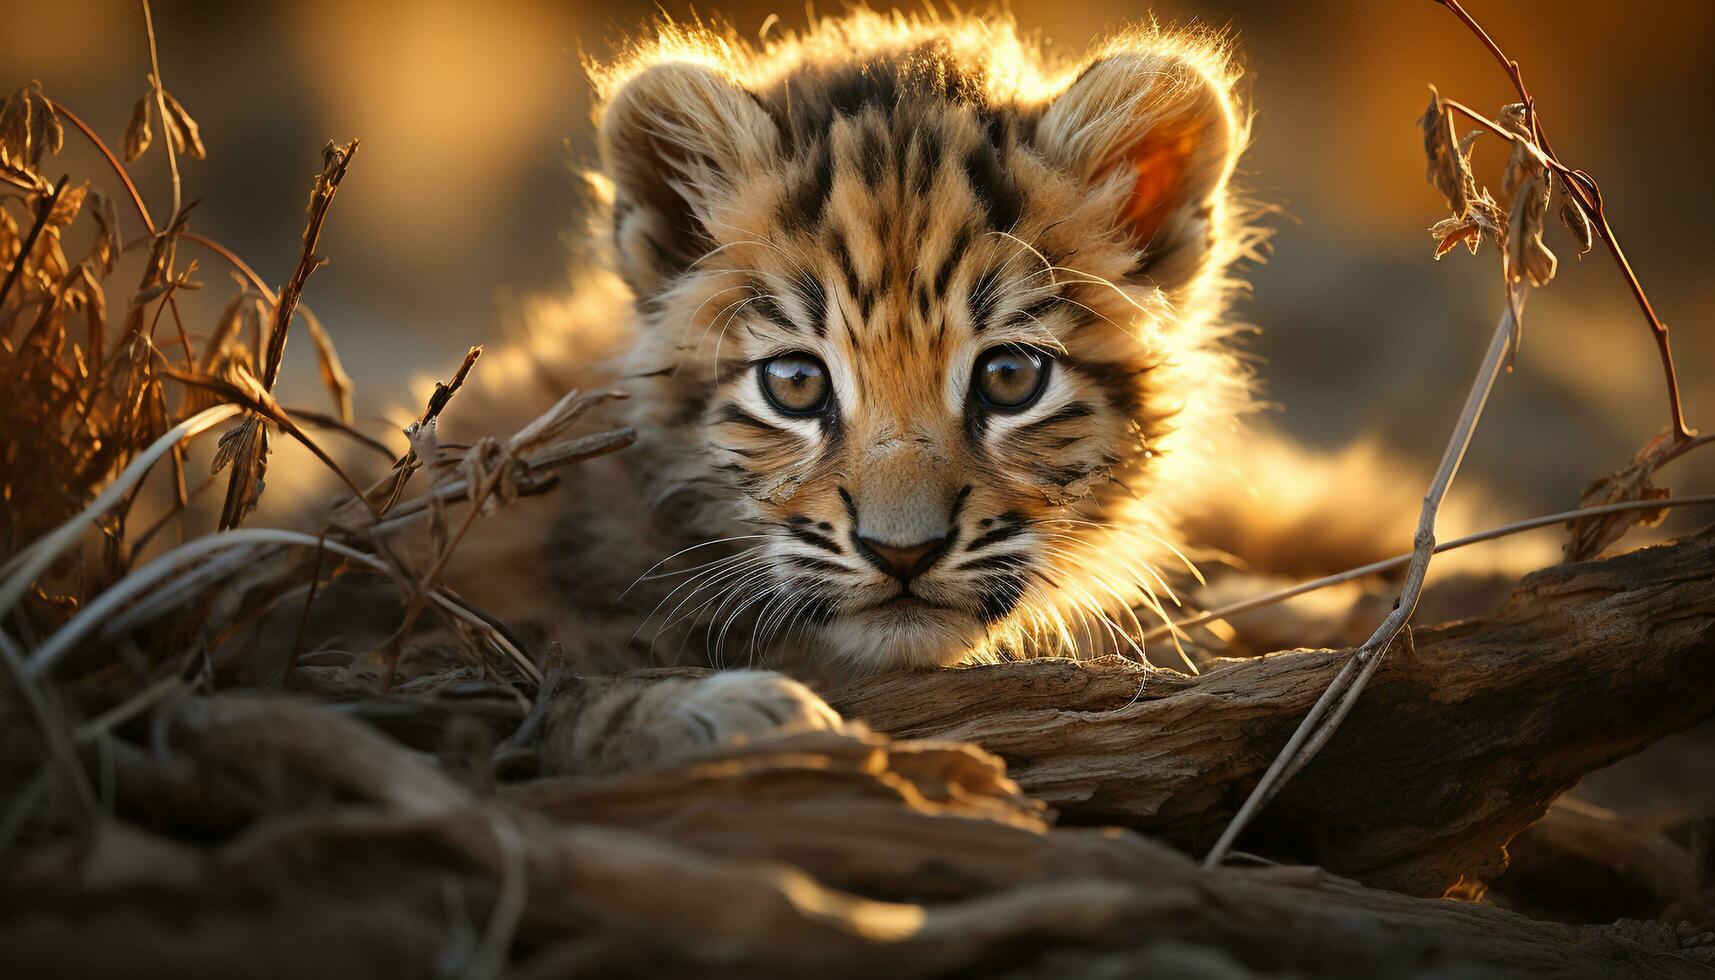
216, 140, 359, 531
1145, 491, 1715, 643
1432, 0, 1694, 442
21, 528, 540, 684
141, 0, 180, 227
1204, 290, 1521, 867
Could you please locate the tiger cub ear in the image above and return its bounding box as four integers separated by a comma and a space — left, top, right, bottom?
598, 63, 781, 297
1035, 49, 1241, 292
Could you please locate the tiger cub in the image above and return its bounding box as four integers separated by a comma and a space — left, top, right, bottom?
447, 12, 1263, 771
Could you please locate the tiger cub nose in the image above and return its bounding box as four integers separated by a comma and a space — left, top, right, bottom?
856, 535, 950, 584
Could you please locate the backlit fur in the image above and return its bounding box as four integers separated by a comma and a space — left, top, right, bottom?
452, 10, 1263, 674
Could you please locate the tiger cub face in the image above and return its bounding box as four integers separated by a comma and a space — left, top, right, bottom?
596, 16, 1250, 669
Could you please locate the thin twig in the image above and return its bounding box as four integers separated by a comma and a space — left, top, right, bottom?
182, 232, 272, 301
23, 528, 542, 684
160, 364, 376, 509
260, 141, 357, 392
365, 345, 481, 518
1432, 0, 1694, 441
141, 0, 180, 227
284, 404, 396, 460
1204, 290, 1521, 867
216, 140, 360, 531
1144, 491, 1715, 643
49, 104, 155, 234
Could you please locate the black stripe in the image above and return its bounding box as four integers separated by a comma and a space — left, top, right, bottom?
786, 555, 848, 575
788, 527, 844, 555
911, 126, 942, 197
795, 274, 828, 338
1021, 402, 1094, 431
751, 290, 798, 335
858, 120, 887, 188
968, 268, 1003, 331
976, 576, 1024, 622
962, 141, 1022, 232
933, 225, 973, 298
966, 513, 1027, 552
832, 231, 863, 298
948, 484, 973, 524
956, 552, 1028, 573
1061, 356, 1152, 420
782, 139, 834, 231
716, 404, 780, 432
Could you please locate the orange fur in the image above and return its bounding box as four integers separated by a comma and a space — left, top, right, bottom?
448, 11, 1271, 674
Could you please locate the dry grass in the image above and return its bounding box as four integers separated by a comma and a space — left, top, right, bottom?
0, 3, 632, 842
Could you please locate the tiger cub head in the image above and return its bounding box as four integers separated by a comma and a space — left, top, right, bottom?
594, 13, 1253, 669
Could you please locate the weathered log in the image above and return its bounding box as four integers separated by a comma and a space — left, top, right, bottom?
5, 534, 1709, 977
6, 712, 1712, 979
1494, 796, 1713, 926
827, 526, 1715, 896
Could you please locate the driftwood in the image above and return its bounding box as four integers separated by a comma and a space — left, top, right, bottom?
827, 525, 1715, 897
5, 701, 1712, 979
1498, 797, 1713, 926
2, 531, 1711, 977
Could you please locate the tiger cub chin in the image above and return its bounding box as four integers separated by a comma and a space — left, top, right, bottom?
445, 11, 1263, 770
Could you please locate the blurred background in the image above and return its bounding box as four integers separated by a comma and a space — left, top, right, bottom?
5, 0, 1712, 525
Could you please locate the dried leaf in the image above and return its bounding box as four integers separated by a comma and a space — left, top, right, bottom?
1558, 198, 1593, 257
1506, 172, 1556, 287
1497, 103, 1535, 197
37, 94, 64, 158
0, 157, 48, 194
46, 180, 88, 228
0, 201, 17, 269
88, 191, 121, 275
27, 84, 62, 161
123, 94, 153, 161
202, 284, 257, 371
1431, 216, 1483, 258
78, 264, 107, 367
211, 419, 251, 475
1419, 88, 1505, 259
1419, 88, 1475, 214
1564, 433, 1677, 562
300, 307, 354, 423
130, 281, 175, 309
0, 85, 31, 163
160, 90, 206, 159
38, 225, 68, 284
1427, 192, 1503, 260
214, 416, 270, 531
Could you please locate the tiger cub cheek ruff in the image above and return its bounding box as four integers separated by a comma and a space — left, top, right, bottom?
590, 13, 1256, 666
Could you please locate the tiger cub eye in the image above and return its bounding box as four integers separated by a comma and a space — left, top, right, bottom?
759, 353, 831, 415
974, 345, 1049, 408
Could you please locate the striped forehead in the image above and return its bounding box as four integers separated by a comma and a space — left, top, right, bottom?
744, 105, 1058, 376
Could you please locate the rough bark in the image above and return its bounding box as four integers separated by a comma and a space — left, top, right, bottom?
4, 532, 1710, 977
827, 526, 1715, 896
5, 712, 1711, 979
